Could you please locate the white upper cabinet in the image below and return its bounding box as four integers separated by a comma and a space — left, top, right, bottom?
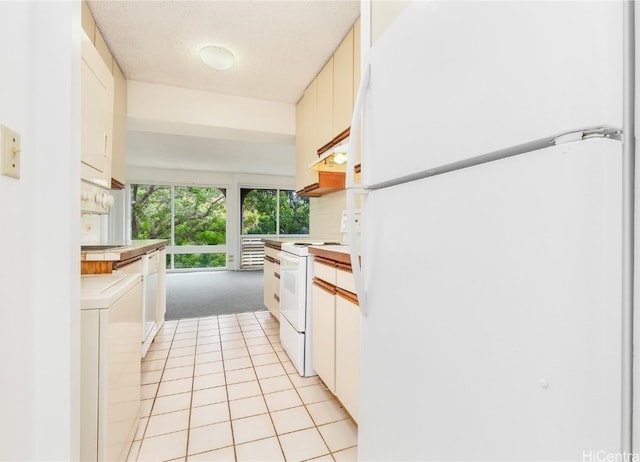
81, 32, 114, 188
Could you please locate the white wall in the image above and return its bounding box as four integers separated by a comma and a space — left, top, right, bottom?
127, 80, 295, 139
0, 2, 80, 460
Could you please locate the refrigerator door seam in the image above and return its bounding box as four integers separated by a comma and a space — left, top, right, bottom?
621, 0, 634, 453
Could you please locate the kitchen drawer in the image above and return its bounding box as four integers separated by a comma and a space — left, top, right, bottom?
314, 258, 337, 285
265, 245, 280, 261
336, 267, 356, 295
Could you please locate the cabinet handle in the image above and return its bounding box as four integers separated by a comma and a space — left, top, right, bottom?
313, 277, 336, 295
103, 134, 108, 156
336, 287, 358, 305
315, 256, 337, 267
274, 272, 280, 279
274, 294, 280, 302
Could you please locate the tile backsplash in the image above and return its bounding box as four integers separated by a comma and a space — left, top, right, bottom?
309, 191, 347, 242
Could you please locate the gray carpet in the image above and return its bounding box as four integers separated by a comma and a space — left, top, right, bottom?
166, 270, 266, 320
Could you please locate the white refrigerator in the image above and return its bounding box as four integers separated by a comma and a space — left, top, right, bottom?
346, 1, 635, 460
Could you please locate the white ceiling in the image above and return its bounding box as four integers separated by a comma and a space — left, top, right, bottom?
87, 0, 361, 177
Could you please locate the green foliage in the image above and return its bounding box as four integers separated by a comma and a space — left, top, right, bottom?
242, 189, 277, 234
174, 187, 226, 245
279, 190, 309, 234
241, 188, 309, 235
131, 185, 171, 240
131, 184, 227, 269
174, 253, 226, 268
132, 184, 309, 270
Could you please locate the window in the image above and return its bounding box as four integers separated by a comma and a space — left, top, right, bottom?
241, 188, 309, 235
278, 189, 310, 234
240, 188, 309, 268
131, 184, 227, 270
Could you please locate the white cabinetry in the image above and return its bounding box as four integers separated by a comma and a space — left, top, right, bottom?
310, 256, 360, 421
81, 274, 142, 462
335, 289, 360, 420
263, 244, 281, 320
156, 247, 167, 331
81, 31, 114, 188
311, 264, 337, 391
113, 249, 164, 358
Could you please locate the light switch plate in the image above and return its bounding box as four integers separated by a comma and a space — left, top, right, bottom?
1, 125, 21, 179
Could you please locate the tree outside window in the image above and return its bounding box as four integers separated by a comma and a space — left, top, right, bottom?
131, 184, 227, 269
241, 188, 309, 235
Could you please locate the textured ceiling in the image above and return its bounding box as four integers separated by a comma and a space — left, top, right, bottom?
88, 0, 361, 104
87, 0, 360, 177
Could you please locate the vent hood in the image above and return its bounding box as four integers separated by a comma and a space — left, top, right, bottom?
309, 140, 348, 172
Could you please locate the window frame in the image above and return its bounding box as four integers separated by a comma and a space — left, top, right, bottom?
128, 183, 229, 272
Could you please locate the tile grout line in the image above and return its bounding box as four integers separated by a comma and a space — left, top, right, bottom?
242, 311, 289, 461
187, 314, 231, 460
133, 311, 357, 461
181, 316, 202, 462
131, 320, 178, 461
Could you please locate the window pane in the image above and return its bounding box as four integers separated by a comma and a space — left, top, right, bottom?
131, 185, 171, 240
174, 253, 226, 269
174, 187, 226, 245
242, 188, 277, 234
279, 190, 309, 234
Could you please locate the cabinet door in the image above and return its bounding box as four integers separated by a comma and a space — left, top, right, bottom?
311, 282, 336, 392
111, 62, 127, 188
333, 28, 354, 136
352, 18, 363, 170
271, 262, 281, 320
296, 79, 319, 192
80, 310, 100, 462
317, 58, 334, 148
353, 18, 361, 107
156, 248, 166, 330
335, 292, 360, 422
295, 91, 307, 193
81, 34, 114, 187
263, 258, 275, 311
104, 281, 143, 461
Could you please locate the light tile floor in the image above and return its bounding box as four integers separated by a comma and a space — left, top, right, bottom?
127, 311, 358, 462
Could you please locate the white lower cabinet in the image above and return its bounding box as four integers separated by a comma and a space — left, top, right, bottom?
81, 274, 142, 462
156, 248, 167, 331
263, 244, 281, 319
311, 280, 336, 392
311, 257, 360, 422
335, 291, 360, 420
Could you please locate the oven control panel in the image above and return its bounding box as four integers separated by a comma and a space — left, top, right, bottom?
81, 180, 114, 214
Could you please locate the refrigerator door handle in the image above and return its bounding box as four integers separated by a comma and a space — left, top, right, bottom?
346, 63, 371, 315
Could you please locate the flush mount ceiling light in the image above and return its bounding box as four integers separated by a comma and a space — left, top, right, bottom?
199, 45, 235, 70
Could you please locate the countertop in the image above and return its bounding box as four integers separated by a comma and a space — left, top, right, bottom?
308, 244, 353, 266
80, 273, 142, 310
261, 237, 331, 249
81, 239, 168, 262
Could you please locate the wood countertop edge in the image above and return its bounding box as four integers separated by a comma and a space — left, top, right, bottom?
308, 247, 353, 266
118, 240, 167, 261
81, 240, 167, 262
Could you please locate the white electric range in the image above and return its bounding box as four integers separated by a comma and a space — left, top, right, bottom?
278, 241, 339, 377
